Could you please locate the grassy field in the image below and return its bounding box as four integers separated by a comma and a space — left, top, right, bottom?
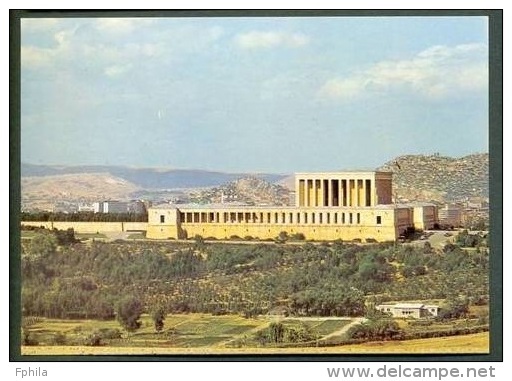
20, 314, 489, 356
21, 230, 38, 238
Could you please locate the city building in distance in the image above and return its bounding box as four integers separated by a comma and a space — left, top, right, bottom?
147, 170, 438, 242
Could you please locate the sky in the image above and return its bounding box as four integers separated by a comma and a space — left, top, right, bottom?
20, 14, 490, 173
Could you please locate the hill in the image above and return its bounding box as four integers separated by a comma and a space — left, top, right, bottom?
20, 164, 289, 211
20, 153, 488, 210
21, 173, 140, 211
378, 153, 488, 204
195, 176, 292, 205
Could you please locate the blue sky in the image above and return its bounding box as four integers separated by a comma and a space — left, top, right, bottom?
20, 15, 489, 173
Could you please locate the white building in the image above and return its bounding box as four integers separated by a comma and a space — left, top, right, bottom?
93, 201, 129, 214
376, 303, 440, 318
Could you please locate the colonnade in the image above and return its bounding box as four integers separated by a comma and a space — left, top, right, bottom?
296, 176, 374, 208
179, 210, 365, 225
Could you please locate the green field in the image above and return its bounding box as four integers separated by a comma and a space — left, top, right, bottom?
21, 314, 358, 351
20, 313, 489, 356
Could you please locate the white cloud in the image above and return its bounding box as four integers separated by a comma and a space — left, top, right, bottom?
235, 31, 309, 49
319, 43, 488, 101
21, 20, 163, 78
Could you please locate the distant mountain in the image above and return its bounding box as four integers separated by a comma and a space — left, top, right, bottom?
378, 153, 489, 203
21, 163, 288, 189
20, 154, 489, 211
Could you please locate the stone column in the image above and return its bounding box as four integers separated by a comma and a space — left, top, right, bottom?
312, 178, 317, 207
319, 178, 324, 207
305, 179, 310, 207
370, 179, 375, 206
363, 179, 367, 207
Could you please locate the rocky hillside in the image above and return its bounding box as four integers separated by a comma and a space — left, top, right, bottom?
195, 177, 292, 206
378, 153, 488, 203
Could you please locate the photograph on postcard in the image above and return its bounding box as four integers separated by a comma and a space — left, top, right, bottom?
12, 10, 500, 358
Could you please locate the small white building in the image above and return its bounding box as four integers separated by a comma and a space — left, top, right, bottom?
78, 203, 96, 212
376, 303, 440, 318
93, 201, 129, 213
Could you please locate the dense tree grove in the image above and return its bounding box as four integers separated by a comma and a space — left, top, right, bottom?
21, 211, 147, 222
21, 230, 489, 324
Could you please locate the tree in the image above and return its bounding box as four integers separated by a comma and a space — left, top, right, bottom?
268, 322, 285, 344
150, 304, 166, 332
57, 228, 80, 245
28, 232, 57, 259
438, 297, 469, 320
116, 296, 143, 332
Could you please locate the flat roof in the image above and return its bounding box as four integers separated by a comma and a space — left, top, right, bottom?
295, 170, 392, 176
149, 203, 411, 211
377, 303, 440, 309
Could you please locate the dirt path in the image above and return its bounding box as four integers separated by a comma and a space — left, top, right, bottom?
104, 231, 132, 241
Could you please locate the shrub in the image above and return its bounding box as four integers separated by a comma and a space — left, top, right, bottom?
21, 329, 38, 346
84, 332, 103, 346
97, 328, 122, 340
276, 231, 289, 242
288, 232, 306, 241
347, 318, 404, 341
50, 332, 67, 345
